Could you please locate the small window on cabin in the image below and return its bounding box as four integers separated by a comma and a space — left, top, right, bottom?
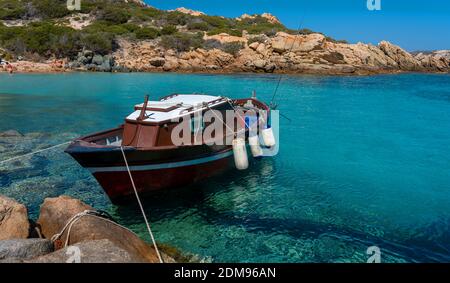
191, 115, 204, 134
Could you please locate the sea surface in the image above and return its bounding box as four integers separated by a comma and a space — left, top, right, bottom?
1, 72, 450, 262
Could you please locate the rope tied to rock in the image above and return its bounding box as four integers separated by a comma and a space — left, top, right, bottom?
120, 146, 164, 263
50, 210, 126, 248
50, 209, 164, 263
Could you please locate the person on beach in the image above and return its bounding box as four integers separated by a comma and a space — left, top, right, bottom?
6, 62, 14, 74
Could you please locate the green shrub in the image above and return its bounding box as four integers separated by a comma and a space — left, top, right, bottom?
203, 39, 222, 50
32, 0, 72, 19
160, 32, 204, 52
132, 6, 163, 22
207, 28, 241, 37
325, 36, 348, 44
0, 22, 81, 58
244, 24, 283, 36
0, 0, 27, 20
163, 12, 189, 26
98, 6, 131, 24
121, 23, 140, 33
221, 42, 244, 56
104, 25, 130, 35
247, 36, 267, 45
135, 27, 160, 40
187, 22, 210, 31
160, 25, 177, 35
80, 31, 114, 55
235, 16, 287, 36
203, 39, 244, 57
298, 28, 314, 35
200, 15, 231, 28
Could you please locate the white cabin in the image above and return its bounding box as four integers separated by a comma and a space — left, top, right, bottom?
126, 94, 227, 123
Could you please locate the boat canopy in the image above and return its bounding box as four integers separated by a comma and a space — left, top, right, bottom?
126, 94, 227, 124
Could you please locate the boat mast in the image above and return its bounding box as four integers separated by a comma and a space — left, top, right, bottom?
138, 95, 149, 121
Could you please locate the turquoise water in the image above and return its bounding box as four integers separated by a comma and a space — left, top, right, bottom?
1, 73, 450, 262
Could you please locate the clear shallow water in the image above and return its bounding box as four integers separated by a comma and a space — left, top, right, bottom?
0, 72, 450, 262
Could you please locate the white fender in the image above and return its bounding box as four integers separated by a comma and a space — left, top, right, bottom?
248, 135, 263, 157
261, 127, 276, 147
232, 138, 249, 170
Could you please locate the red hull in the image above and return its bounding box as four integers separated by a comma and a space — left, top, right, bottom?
92, 154, 233, 202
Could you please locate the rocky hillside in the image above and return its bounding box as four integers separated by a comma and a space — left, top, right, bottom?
0, 0, 449, 74
112, 32, 450, 74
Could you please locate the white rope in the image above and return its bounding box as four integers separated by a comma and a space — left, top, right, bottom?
51, 210, 94, 246
120, 146, 164, 263
50, 210, 152, 248
0, 141, 71, 165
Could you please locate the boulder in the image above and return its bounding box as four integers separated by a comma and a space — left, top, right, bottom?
206, 65, 219, 70
0, 195, 30, 240
82, 50, 94, 59
248, 42, 259, 51
76, 55, 90, 65
378, 41, 421, 71
0, 239, 53, 261
256, 43, 266, 55
92, 54, 104, 65
208, 49, 234, 66
163, 57, 179, 71
85, 64, 97, 70
27, 239, 143, 263
264, 62, 276, 73
68, 61, 81, 69
149, 57, 165, 67
253, 59, 267, 69
321, 51, 345, 64
414, 50, 450, 71
97, 62, 112, 72
204, 33, 246, 44
271, 32, 325, 53
112, 65, 130, 72
0, 130, 23, 138
37, 195, 163, 263
97, 56, 113, 72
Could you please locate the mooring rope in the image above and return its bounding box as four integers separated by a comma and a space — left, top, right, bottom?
120, 146, 164, 263
50, 210, 156, 249
0, 141, 71, 165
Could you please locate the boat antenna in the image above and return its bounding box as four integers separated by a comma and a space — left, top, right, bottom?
269, 16, 307, 110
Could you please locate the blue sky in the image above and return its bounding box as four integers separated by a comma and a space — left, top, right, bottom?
143, 0, 450, 51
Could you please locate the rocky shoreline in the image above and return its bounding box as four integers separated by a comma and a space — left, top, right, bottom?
0, 194, 190, 263
1, 0, 449, 76
1, 32, 449, 76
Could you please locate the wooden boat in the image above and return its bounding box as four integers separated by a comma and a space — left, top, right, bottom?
65, 93, 274, 203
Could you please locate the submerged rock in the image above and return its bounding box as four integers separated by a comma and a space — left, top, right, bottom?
0, 130, 23, 138
37, 195, 171, 263
27, 239, 142, 263
0, 195, 30, 240
0, 239, 53, 261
